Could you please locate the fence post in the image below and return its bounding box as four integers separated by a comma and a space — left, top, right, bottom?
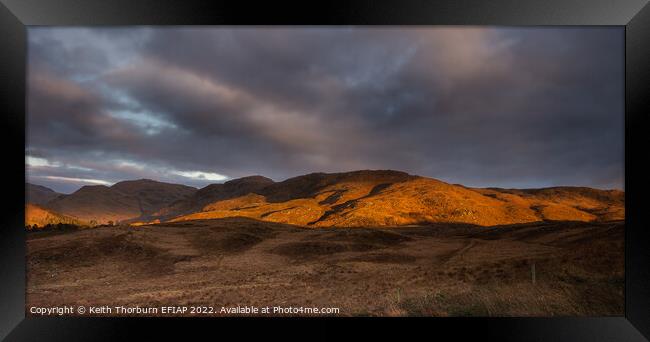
531, 262, 536, 285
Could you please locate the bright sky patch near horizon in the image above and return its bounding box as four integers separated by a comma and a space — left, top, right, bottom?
26, 27, 624, 194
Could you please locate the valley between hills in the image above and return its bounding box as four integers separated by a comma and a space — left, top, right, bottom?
25, 170, 624, 316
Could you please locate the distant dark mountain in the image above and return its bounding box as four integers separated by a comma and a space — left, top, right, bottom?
110, 179, 197, 215
42, 179, 196, 224
26, 183, 62, 205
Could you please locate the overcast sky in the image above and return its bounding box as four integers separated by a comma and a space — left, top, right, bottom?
26, 27, 624, 194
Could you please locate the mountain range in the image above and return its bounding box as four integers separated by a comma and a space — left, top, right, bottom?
26, 183, 63, 205
25, 170, 624, 228
26, 179, 195, 226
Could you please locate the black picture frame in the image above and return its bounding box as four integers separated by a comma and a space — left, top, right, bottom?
1, 0, 649, 340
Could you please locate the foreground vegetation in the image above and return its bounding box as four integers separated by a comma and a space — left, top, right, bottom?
27, 218, 623, 317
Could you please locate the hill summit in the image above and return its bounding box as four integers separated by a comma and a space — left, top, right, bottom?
26, 170, 624, 228
159, 170, 623, 227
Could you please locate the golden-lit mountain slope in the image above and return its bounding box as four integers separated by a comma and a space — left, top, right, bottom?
25, 203, 85, 228
474, 187, 625, 222
31, 171, 623, 228
156, 170, 623, 227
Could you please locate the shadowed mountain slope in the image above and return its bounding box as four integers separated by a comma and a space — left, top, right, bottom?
26, 183, 62, 205
110, 179, 196, 215
42, 179, 196, 224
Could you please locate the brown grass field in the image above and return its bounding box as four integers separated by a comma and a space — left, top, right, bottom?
26, 217, 623, 317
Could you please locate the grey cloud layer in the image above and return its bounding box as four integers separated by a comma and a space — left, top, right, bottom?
27, 27, 624, 193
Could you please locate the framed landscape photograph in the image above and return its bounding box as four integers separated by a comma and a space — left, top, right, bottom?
1, 0, 649, 341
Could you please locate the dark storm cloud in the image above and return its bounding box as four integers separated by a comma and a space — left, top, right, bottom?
26, 27, 624, 193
